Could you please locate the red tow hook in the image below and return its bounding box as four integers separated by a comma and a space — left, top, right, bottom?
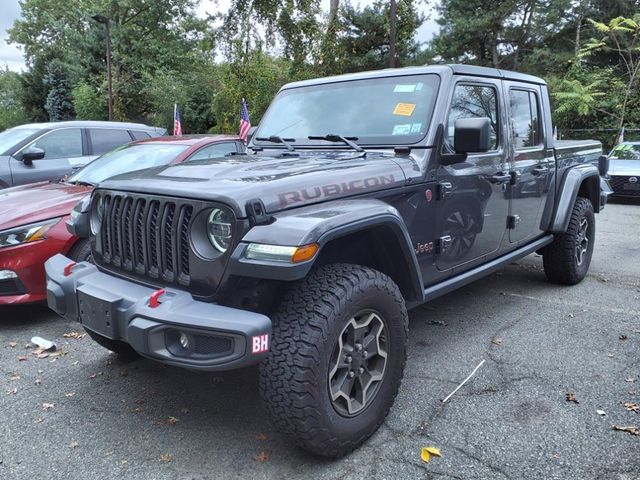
148, 289, 166, 308
63, 261, 77, 277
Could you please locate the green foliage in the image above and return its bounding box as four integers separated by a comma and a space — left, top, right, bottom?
72, 81, 108, 120
0, 68, 28, 131
44, 59, 75, 121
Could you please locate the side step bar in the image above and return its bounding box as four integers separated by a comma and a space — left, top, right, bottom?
421, 235, 554, 304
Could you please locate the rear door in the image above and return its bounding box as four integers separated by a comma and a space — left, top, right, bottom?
435, 79, 510, 272
88, 128, 135, 158
504, 84, 552, 243
10, 128, 84, 186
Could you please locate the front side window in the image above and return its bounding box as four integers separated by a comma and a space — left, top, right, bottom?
89, 128, 133, 155
447, 84, 499, 150
30, 128, 83, 159
255, 74, 440, 146
188, 142, 238, 161
510, 90, 540, 149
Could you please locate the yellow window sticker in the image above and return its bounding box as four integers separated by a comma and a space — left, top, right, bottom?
393, 103, 416, 116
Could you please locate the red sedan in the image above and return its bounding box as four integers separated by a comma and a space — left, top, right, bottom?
0, 135, 243, 304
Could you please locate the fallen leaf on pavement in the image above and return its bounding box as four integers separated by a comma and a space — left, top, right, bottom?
619, 335, 628, 341
167, 416, 179, 425
65, 392, 76, 398
180, 407, 189, 414
42, 403, 55, 410
10, 375, 20, 381
69, 441, 79, 449
566, 392, 579, 404
135, 398, 145, 405
623, 402, 639, 412
255, 433, 268, 441
491, 338, 502, 345
17, 356, 28, 362
8, 342, 17, 348
63, 332, 86, 339
626, 378, 637, 383
34, 378, 42, 386
159, 454, 172, 463
6, 388, 17, 395
421, 446, 442, 463
254, 451, 269, 462
596, 409, 606, 416
612, 425, 640, 436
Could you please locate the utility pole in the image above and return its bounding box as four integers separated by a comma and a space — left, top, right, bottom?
92, 14, 113, 121
389, 0, 397, 68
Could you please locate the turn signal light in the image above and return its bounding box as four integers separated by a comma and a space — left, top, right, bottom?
291, 243, 319, 263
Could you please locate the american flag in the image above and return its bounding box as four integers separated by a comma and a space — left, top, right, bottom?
173, 103, 182, 137
239, 98, 251, 142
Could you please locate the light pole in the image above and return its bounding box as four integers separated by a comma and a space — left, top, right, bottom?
92, 14, 113, 121
389, 0, 397, 68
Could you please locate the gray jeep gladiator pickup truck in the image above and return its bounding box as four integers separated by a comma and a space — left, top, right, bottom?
45, 64, 609, 457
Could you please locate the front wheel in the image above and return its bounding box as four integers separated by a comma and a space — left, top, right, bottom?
542, 197, 595, 285
259, 264, 408, 457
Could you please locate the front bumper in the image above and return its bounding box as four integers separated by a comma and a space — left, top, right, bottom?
45, 254, 272, 371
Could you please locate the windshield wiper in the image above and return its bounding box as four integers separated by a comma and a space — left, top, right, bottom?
255, 135, 296, 151
308, 134, 364, 153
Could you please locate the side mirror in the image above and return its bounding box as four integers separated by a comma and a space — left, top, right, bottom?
598, 154, 609, 177
66, 195, 91, 239
21, 147, 45, 165
454, 117, 491, 154
247, 126, 257, 143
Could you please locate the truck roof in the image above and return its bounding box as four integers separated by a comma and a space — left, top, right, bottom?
282, 64, 546, 90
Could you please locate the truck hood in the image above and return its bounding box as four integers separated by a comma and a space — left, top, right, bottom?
0, 181, 91, 231
608, 158, 640, 176
98, 151, 414, 216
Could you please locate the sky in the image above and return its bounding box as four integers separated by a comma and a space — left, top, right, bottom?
0, 0, 440, 72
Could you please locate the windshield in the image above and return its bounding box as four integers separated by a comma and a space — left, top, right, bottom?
0, 126, 40, 155
255, 74, 440, 146
609, 143, 640, 160
68, 143, 188, 185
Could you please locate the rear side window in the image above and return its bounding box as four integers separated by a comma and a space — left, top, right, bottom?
187, 142, 238, 161
447, 84, 499, 150
131, 130, 151, 140
510, 90, 540, 149
89, 128, 133, 155
30, 128, 83, 159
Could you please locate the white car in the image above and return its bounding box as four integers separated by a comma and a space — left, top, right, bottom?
607, 141, 640, 197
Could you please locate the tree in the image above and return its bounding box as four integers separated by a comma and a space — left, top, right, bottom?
580, 15, 640, 128
44, 59, 75, 121
0, 67, 28, 131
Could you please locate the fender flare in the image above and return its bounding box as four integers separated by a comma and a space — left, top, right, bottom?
228, 198, 424, 303
550, 164, 601, 233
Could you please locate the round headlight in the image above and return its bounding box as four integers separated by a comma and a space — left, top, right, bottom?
90, 196, 104, 235
207, 208, 233, 253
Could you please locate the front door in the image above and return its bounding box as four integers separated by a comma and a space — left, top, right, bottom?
10, 128, 86, 186
504, 84, 552, 243
436, 80, 510, 272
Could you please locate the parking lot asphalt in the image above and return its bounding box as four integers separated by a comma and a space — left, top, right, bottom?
1, 199, 639, 480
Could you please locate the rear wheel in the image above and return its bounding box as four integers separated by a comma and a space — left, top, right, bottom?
542, 197, 595, 285
259, 263, 408, 457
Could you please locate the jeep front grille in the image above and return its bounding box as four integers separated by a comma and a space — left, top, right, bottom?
97, 192, 193, 285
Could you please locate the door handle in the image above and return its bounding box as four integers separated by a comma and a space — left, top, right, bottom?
532, 166, 549, 176
489, 172, 511, 184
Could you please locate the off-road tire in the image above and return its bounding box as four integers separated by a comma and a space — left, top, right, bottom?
542, 196, 595, 285
67, 239, 93, 263
259, 263, 408, 457
84, 328, 140, 360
